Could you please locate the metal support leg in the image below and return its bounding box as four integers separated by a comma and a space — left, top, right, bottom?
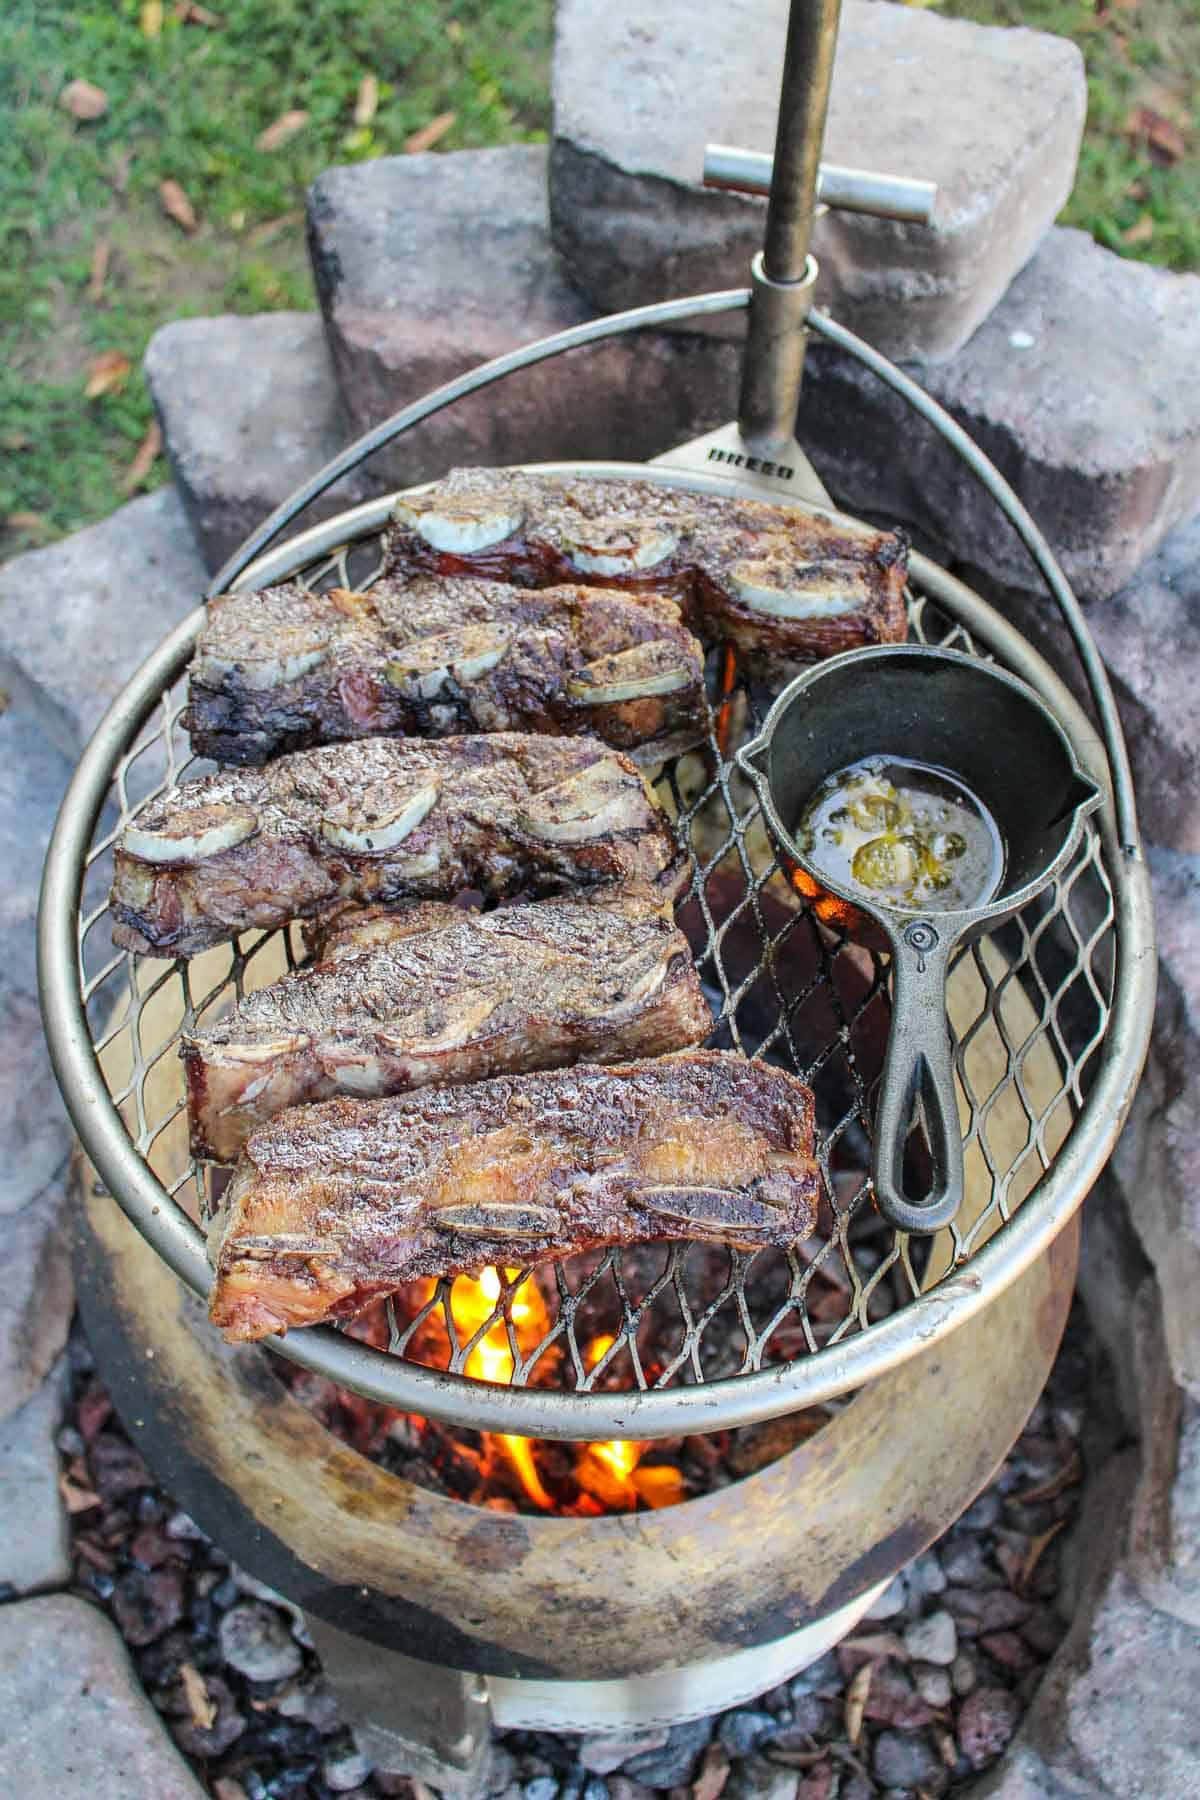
306, 1616, 494, 1799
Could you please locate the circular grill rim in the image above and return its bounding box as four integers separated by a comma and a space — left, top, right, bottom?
37, 298, 1157, 1440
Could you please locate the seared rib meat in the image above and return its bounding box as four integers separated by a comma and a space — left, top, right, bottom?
183, 897, 711, 1163
382, 468, 909, 675
185, 576, 708, 767
207, 1050, 819, 1341
111, 734, 685, 957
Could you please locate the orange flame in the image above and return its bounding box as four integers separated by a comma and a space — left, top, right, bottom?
450, 1267, 556, 1510
400, 1284, 689, 1514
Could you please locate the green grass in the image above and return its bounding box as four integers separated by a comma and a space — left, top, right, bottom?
942, 0, 1200, 270
0, 0, 1195, 555
0, 0, 554, 554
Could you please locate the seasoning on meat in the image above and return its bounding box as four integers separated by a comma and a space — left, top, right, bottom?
110, 733, 687, 957
185, 576, 709, 767
183, 897, 712, 1163
206, 1050, 820, 1342
382, 468, 909, 675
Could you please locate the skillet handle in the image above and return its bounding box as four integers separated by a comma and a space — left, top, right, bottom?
871, 923, 964, 1235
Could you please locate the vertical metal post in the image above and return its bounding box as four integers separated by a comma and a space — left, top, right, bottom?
737, 0, 842, 453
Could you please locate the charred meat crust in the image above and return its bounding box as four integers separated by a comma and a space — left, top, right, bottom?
185, 576, 710, 768
182, 897, 712, 1163
110, 733, 687, 957
206, 1050, 820, 1341
381, 469, 909, 676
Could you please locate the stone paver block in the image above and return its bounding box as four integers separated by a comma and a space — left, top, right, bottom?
308, 145, 740, 490
0, 1593, 207, 1796
0, 684, 76, 1217
145, 312, 380, 575
0, 1177, 73, 1424
799, 229, 1200, 603
0, 1355, 70, 1593
1083, 511, 1200, 854
1107, 847, 1200, 1399
550, 0, 1085, 362
0, 486, 207, 757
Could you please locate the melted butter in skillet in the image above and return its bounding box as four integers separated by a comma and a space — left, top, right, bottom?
797, 757, 1005, 913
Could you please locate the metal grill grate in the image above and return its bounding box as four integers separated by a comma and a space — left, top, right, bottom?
76, 522, 1116, 1405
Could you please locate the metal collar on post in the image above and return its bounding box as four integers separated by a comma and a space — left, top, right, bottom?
737, 0, 842, 452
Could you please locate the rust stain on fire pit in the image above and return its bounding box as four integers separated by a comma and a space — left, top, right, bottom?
455, 1516, 534, 1574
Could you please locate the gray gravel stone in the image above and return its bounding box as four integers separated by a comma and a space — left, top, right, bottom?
908, 1551, 949, 1598
0, 1355, 70, 1592
278, 1675, 342, 1734
788, 1651, 839, 1696
873, 1728, 945, 1790
913, 1663, 954, 1710
580, 1730, 670, 1775
622, 1717, 712, 1786
0, 487, 207, 758
958, 1684, 1023, 1772
0, 1177, 72, 1425
323, 1742, 375, 1791
962, 1492, 1003, 1532
942, 1537, 1002, 1590
145, 312, 379, 575
718, 1709, 778, 1758
904, 1610, 958, 1666
800, 228, 1200, 604
865, 1574, 908, 1620
218, 1600, 304, 1683
951, 1651, 979, 1697
0, 1593, 206, 1796
721, 1755, 798, 1800
551, 0, 1084, 362
307, 145, 740, 493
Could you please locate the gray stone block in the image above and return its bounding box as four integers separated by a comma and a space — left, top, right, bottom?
1083, 511, 1200, 854
144, 311, 379, 576
0, 1177, 73, 1426
798, 229, 1200, 603
0, 487, 208, 757
1107, 846, 1200, 1399
0, 1356, 71, 1593
957, 509, 1200, 858
550, 0, 1085, 362
0, 683, 78, 1219
307, 145, 741, 490
0, 1593, 207, 1796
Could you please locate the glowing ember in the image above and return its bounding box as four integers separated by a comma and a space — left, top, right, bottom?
358, 1276, 695, 1516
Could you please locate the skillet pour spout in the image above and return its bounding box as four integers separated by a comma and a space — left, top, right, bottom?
737, 645, 1102, 1235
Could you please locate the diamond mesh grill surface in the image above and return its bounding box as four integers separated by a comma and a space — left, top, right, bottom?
76, 530, 1115, 1401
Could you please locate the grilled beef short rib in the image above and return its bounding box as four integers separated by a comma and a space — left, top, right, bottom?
111, 733, 686, 957
183, 897, 712, 1163
207, 1050, 820, 1342
382, 468, 908, 676
185, 575, 709, 767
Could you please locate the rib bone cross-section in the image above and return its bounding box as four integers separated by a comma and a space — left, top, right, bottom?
185, 575, 710, 767
207, 1050, 820, 1341
110, 733, 686, 956
183, 897, 712, 1162
383, 468, 909, 676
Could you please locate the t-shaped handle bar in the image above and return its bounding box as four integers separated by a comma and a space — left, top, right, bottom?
704, 146, 937, 226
